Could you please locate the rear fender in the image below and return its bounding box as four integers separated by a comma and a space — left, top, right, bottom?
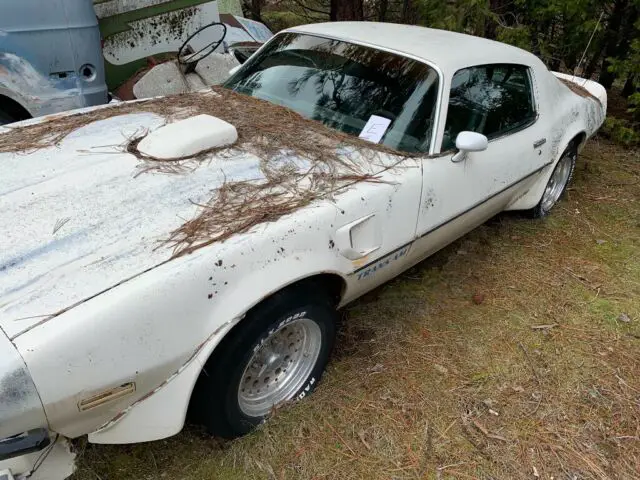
507, 107, 588, 212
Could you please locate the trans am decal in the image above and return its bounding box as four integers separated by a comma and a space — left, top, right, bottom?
356, 244, 412, 281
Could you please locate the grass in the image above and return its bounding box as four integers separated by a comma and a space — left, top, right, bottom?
71, 138, 639, 480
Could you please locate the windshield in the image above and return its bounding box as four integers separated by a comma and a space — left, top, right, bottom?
224, 33, 440, 154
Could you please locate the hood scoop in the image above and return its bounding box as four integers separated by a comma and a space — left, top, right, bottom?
137, 114, 238, 160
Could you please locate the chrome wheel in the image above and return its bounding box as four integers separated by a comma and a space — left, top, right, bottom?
540, 152, 574, 212
238, 318, 322, 417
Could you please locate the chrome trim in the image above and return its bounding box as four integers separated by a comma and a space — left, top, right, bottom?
78, 382, 136, 412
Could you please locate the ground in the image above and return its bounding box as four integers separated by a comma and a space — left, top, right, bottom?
71, 138, 639, 480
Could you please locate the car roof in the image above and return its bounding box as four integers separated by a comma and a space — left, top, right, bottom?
287, 22, 543, 75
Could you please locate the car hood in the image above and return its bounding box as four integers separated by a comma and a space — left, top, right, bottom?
0, 112, 264, 338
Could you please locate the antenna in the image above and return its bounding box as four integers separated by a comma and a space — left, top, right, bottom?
572, 11, 605, 84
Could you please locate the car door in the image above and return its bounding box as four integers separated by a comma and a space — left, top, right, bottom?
333, 156, 424, 303
408, 64, 550, 264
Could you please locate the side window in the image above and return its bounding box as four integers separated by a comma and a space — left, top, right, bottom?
442, 64, 536, 150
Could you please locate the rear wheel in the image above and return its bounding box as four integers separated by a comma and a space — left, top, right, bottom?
191, 285, 337, 438
531, 145, 576, 218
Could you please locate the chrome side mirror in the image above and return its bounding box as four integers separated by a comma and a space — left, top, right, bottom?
452, 131, 488, 163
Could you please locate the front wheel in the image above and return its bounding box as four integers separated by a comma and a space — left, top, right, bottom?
530, 146, 577, 218
191, 286, 337, 438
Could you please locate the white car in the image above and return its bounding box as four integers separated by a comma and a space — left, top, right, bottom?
0, 22, 605, 474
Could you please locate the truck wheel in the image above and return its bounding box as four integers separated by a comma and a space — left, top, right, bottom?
192, 285, 337, 438
531, 145, 577, 218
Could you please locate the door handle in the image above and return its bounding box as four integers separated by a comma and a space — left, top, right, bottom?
334, 214, 382, 260
533, 138, 547, 148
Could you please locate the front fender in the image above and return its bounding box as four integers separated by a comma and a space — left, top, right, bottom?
14, 200, 349, 441
87, 254, 348, 444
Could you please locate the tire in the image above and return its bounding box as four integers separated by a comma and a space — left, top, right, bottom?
530, 145, 577, 218
191, 285, 337, 438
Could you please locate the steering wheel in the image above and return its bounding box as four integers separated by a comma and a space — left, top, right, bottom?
178, 22, 228, 66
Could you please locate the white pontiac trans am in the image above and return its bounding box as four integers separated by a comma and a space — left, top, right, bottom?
0, 22, 605, 474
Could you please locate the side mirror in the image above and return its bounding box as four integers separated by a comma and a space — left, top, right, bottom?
228, 65, 241, 76
451, 131, 488, 163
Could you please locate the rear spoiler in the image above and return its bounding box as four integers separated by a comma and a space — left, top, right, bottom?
552, 72, 608, 114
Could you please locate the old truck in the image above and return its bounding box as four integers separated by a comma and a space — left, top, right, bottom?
0, 0, 108, 125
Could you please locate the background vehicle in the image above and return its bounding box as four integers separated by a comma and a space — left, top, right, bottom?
0, 22, 605, 477
0, 0, 108, 125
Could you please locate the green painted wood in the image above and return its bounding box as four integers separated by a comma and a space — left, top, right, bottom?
98, 0, 214, 39
96, 0, 243, 90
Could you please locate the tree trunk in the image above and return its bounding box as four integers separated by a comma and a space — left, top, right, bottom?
331, 0, 363, 21
485, 0, 508, 40
402, 0, 411, 23
584, 42, 605, 79
250, 0, 261, 22
612, 5, 639, 87
622, 74, 637, 97
598, 0, 628, 89
378, 0, 389, 22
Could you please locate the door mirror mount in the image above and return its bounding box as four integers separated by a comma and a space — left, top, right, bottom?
451, 131, 488, 163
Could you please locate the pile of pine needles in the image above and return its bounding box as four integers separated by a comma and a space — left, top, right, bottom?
0, 87, 411, 257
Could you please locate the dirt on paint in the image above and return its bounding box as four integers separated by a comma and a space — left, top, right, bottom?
104, 6, 198, 57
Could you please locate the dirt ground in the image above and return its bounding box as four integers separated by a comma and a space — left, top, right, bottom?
71, 138, 639, 480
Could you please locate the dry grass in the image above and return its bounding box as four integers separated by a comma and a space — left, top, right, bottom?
71, 138, 639, 480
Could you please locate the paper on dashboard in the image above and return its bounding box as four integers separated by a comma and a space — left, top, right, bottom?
359, 115, 392, 144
